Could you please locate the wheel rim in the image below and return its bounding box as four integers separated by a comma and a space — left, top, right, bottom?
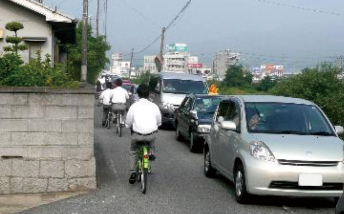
236, 170, 243, 197
205, 151, 210, 172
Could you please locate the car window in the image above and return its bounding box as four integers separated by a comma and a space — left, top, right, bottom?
180, 97, 193, 113
245, 102, 334, 135
216, 101, 230, 122
226, 100, 240, 127
162, 79, 207, 94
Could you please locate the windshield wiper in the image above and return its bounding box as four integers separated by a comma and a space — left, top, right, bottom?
309, 131, 334, 136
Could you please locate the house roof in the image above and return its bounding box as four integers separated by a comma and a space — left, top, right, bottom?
8, 0, 77, 23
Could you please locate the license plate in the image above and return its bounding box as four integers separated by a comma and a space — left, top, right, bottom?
298, 174, 323, 186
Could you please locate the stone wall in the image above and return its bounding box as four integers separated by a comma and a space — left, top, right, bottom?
0, 86, 96, 194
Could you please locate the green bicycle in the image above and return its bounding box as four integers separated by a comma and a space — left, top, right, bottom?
136, 141, 152, 194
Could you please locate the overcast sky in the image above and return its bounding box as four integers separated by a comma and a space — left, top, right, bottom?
45, 0, 344, 70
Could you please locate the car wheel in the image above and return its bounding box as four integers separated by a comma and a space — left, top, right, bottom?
190, 132, 198, 153
204, 147, 216, 178
175, 123, 183, 141
235, 164, 250, 204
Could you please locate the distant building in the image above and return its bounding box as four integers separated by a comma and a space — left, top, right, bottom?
213, 50, 240, 80
111, 53, 132, 77
143, 55, 158, 73
251, 64, 285, 82
143, 43, 206, 74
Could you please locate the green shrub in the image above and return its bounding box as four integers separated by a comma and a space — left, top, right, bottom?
270, 63, 344, 129
1, 51, 78, 88
219, 86, 263, 95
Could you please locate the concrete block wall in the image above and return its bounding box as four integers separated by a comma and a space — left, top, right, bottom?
0, 87, 96, 194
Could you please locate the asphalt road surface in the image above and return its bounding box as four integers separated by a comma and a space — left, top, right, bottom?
22, 104, 337, 214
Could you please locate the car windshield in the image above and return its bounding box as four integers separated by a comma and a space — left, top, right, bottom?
193, 97, 222, 119
162, 79, 208, 94
245, 102, 335, 136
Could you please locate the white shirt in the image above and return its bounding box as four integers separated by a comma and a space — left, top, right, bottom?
99, 89, 114, 105
98, 78, 106, 90
111, 86, 129, 104
126, 98, 162, 134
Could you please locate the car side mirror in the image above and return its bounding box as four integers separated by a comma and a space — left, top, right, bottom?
335, 126, 344, 135
217, 116, 224, 123
219, 121, 237, 131
190, 110, 198, 120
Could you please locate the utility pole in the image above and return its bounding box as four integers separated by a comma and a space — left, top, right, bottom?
96, 0, 100, 37
81, 0, 88, 82
158, 27, 166, 72
129, 48, 134, 80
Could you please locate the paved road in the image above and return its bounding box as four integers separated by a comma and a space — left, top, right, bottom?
22, 105, 336, 214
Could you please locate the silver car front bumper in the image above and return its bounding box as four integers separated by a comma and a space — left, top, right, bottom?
243, 153, 344, 197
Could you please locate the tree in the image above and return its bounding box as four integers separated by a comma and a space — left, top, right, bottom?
4, 22, 28, 55
255, 76, 278, 92
66, 22, 111, 84
222, 65, 253, 88
270, 63, 344, 129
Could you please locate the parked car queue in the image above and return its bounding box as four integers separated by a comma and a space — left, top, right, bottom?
173, 94, 344, 206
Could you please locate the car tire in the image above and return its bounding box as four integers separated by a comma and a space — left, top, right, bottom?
235, 164, 250, 204
175, 123, 183, 141
190, 132, 198, 153
204, 147, 216, 178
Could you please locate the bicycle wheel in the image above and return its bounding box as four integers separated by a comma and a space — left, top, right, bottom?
107, 114, 111, 129
141, 168, 148, 194
116, 114, 122, 137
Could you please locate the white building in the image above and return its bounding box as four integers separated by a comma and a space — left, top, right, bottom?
143, 55, 158, 73
213, 50, 240, 80
143, 43, 204, 74
163, 52, 190, 72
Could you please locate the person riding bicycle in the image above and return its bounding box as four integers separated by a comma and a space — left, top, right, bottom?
99, 81, 114, 126
125, 84, 162, 184
111, 78, 129, 124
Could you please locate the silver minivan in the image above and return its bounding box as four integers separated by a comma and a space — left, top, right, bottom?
148, 72, 208, 125
204, 95, 344, 203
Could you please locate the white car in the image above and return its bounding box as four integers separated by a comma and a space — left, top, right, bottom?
204, 95, 344, 203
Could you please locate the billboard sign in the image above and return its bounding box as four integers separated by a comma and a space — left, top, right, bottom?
187, 63, 203, 68
166, 43, 188, 52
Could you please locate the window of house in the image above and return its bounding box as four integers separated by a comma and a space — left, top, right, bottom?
28, 42, 42, 60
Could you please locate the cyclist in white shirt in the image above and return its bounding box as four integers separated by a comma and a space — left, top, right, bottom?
99, 82, 114, 126
125, 84, 162, 184
111, 79, 129, 124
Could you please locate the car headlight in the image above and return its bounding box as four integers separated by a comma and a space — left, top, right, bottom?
250, 141, 275, 162
197, 124, 211, 133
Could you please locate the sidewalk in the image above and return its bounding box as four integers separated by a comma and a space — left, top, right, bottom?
0, 192, 88, 214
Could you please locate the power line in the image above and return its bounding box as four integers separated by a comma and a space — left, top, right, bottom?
251, 0, 342, 17
165, 0, 192, 31
116, 0, 161, 29
127, 0, 193, 55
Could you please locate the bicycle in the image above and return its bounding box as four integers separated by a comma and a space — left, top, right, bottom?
113, 104, 126, 137
136, 141, 151, 194
104, 104, 113, 129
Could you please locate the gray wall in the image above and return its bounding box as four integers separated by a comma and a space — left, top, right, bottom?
0, 87, 96, 194
0, 0, 53, 63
